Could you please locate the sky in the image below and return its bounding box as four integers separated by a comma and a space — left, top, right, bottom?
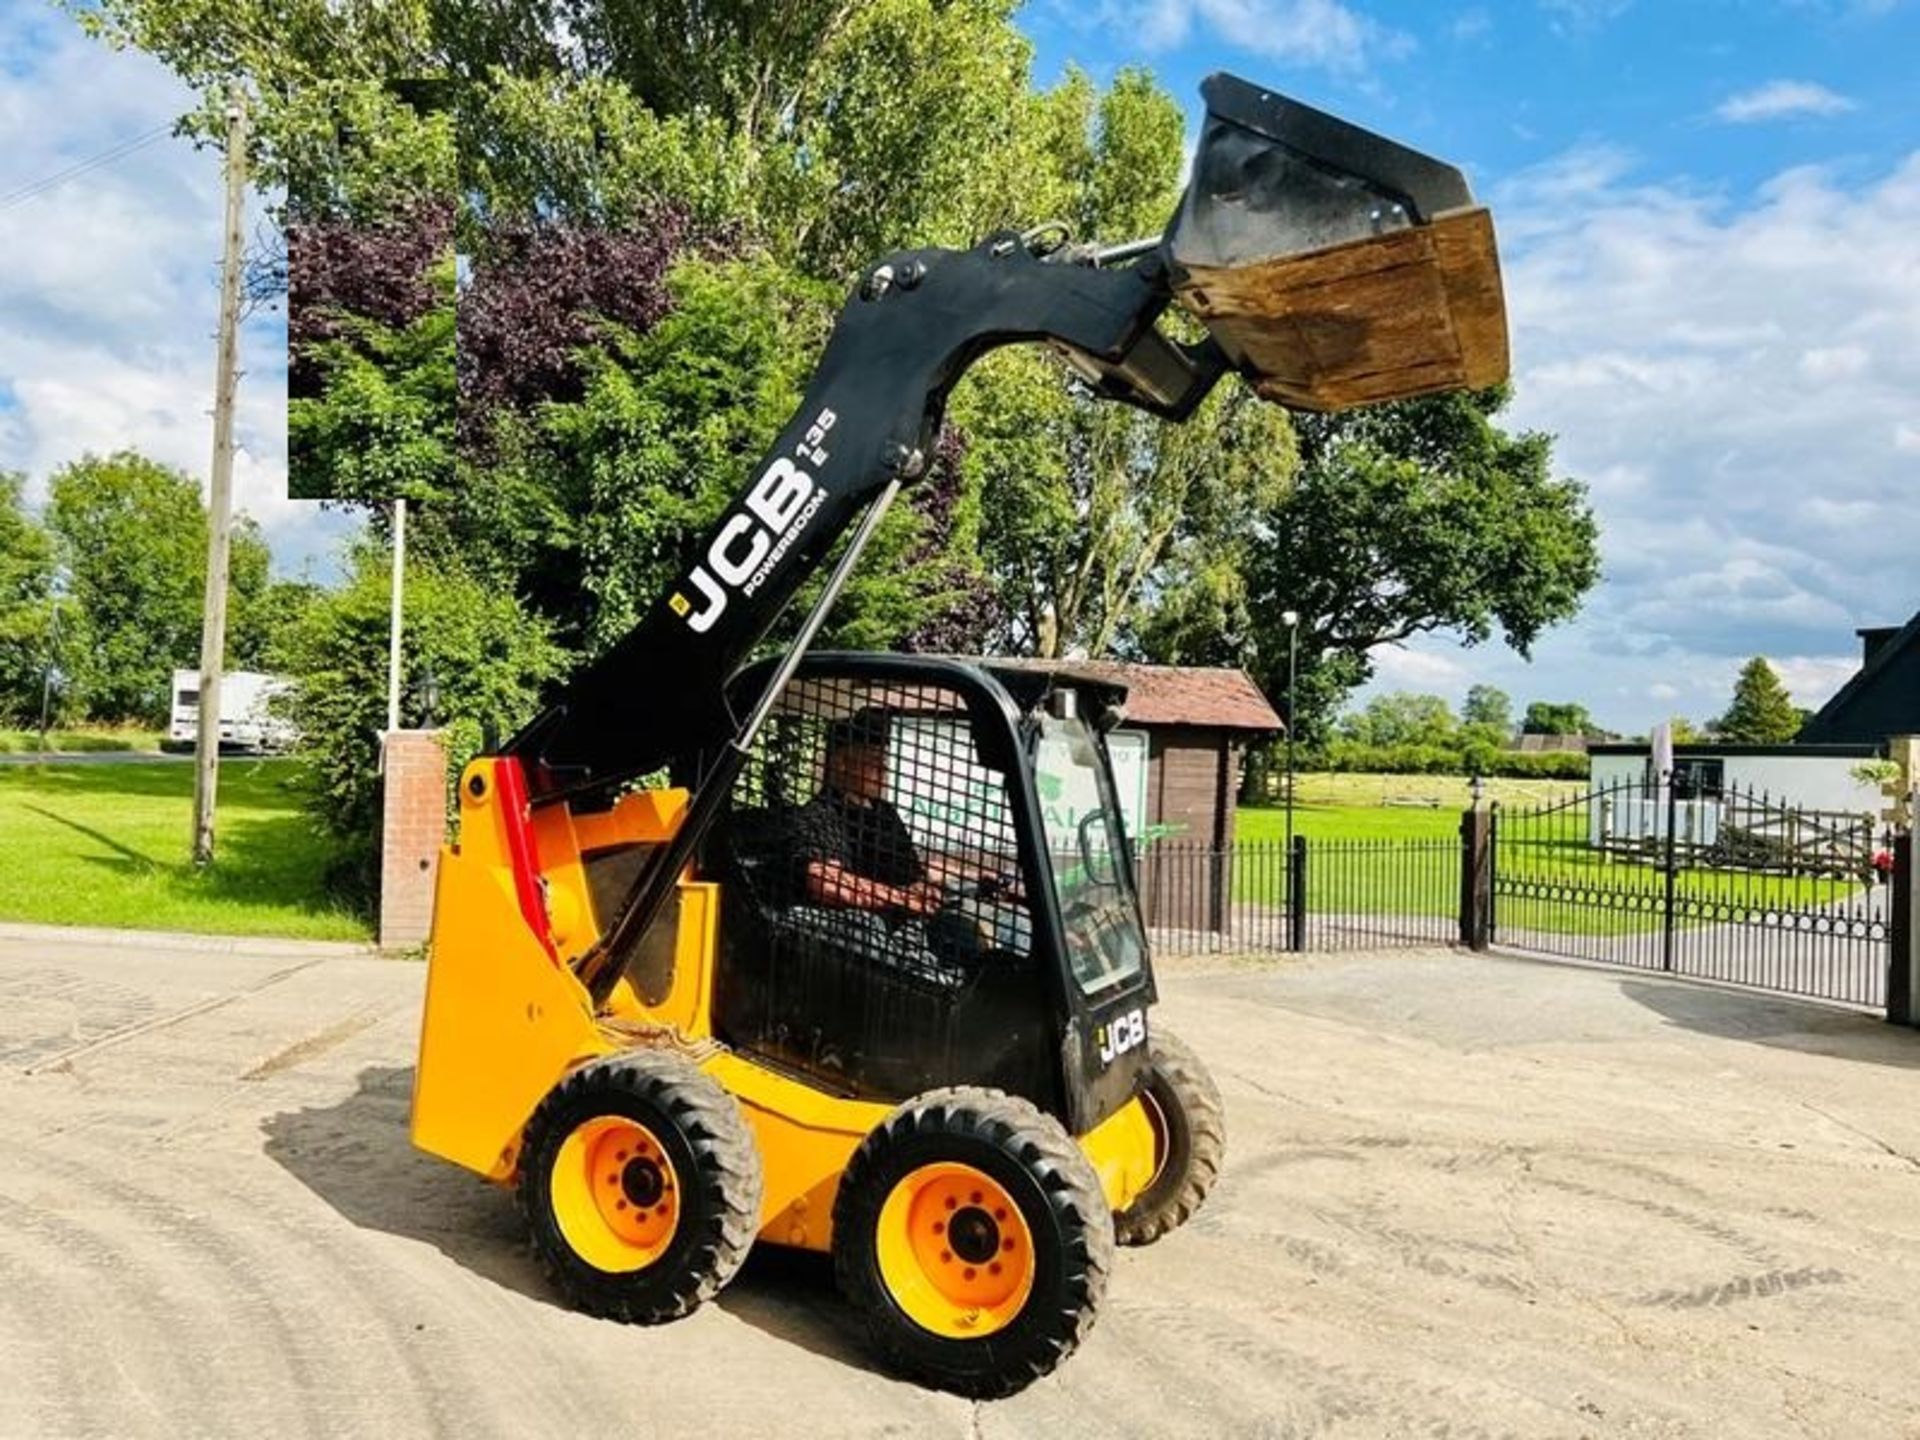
0, 0, 1915, 732
0, 0, 350, 584
1025, 0, 1920, 730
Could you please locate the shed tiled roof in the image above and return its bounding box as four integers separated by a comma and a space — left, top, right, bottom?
974, 658, 1283, 732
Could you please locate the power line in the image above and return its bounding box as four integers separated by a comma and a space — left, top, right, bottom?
0, 123, 174, 212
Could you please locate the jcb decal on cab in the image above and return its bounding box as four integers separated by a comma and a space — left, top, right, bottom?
1096, 1008, 1146, 1065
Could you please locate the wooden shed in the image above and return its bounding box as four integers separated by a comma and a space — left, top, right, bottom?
986, 660, 1283, 933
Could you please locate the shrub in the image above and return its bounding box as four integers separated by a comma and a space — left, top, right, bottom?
278, 547, 565, 906
1495, 750, 1589, 780
1268, 738, 1589, 782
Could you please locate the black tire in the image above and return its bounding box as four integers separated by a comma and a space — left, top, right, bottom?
1115, 1027, 1224, 1246
518, 1050, 762, 1324
832, 1086, 1113, 1398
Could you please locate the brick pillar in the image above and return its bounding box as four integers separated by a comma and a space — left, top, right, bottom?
380, 729, 447, 950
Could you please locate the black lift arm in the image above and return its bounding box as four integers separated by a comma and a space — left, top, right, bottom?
504, 235, 1225, 1003
506, 235, 1220, 804
499, 72, 1510, 1003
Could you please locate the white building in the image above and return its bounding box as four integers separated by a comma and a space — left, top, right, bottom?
1585, 741, 1883, 859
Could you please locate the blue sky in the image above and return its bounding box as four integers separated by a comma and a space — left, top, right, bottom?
1, 0, 1915, 731
0, 0, 339, 582
1017, 0, 1920, 730
1027, 1, 1918, 197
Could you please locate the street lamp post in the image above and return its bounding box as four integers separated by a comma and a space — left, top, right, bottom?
1281, 610, 1300, 864
36, 594, 60, 758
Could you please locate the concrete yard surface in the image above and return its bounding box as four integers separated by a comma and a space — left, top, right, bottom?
2, 927, 1918, 1438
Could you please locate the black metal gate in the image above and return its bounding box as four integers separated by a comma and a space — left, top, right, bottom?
1489, 779, 1895, 1009
1139, 834, 1461, 956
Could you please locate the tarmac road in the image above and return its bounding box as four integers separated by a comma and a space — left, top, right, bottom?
0, 750, 189, 765
2, 925, 1918, 1439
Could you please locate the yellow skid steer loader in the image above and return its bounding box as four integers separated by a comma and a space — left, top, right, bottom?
411, 74, 1507, 1396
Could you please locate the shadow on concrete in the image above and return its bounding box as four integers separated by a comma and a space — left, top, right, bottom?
261, 1064, 557, 1306
1619, 979, 1920, 1069
261, 1064, 881, 1374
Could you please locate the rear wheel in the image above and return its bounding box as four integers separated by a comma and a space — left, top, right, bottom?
518, 1050, 762, 1324
833, 1087, 1113, 1398
1116, 1027, 1224, 1245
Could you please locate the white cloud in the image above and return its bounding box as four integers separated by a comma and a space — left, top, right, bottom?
1119, 0, 1411, 73
0, 8, 351, 579
1370, 646, 1470, 695
1772, 654, 1862, 710
1715, 80, 1856, 124
1450, 7, 1493, 41
1798, 344, 1869, 382
1539, 0, 1634, 33
1350, 144, 1920, 734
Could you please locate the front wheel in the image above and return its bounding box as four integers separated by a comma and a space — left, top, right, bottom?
517, 1050, 762, 1324
1116, 1027, 1225, 1246
833, 1087, 1114, 1397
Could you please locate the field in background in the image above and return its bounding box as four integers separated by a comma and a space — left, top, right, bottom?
1284, 771, 1583, 811
0, 759, 366, 940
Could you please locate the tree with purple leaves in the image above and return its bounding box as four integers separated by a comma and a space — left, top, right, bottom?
288, 198, 454, 402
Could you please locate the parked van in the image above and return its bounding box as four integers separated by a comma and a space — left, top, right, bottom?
166, 669, 297, 753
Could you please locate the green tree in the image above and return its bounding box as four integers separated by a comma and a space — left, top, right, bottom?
1462, 684, 1513, 733
962, 362, 1296, 659
277, 544, 565, 901
1665, 715, 1705, 744
0, 473, 58, 724
1716, 657, 1801, 743
233, 577, 322, 671
289, 253, 455, 503
69, 4, 445, 216
1244, 389, 1599, 735
44, 452, 269, 723
1338, 692, 1458, 748
1523, 701, 1594, 737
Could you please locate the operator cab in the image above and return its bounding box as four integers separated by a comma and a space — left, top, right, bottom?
707, 654, 1154, 1133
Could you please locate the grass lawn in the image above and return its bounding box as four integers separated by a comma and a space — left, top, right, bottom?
0, 726, 167, 754
1223, 776, 1867, 936
0, 759, 369, 941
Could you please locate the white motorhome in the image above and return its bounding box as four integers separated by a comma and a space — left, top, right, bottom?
167, 669, 297, 753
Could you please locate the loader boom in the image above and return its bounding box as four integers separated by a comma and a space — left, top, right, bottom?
496, 72, 1510, 998
506, 238, 1220, 803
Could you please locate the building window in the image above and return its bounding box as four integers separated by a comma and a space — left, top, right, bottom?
1648, 757, 1724, 799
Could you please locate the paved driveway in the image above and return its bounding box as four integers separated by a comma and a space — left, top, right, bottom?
2, 926, 1917, 1438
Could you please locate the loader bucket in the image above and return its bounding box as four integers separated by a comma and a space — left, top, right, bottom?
1167, 74, 1510, 412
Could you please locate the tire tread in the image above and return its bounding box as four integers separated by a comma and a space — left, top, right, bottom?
518, 1049, 762, 1324
1116, 1028, 1225, 1246
833, 1086, 1113, 1398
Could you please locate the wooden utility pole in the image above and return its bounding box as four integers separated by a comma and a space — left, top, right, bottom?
191, 87, 249, 867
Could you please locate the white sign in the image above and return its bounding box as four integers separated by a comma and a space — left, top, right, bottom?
882, 720, 1149, 857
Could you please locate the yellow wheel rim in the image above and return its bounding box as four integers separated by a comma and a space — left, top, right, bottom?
874, 1163, 1035, 1339
1138, 1087, 1172, 1192
549, 1116, 681, 1274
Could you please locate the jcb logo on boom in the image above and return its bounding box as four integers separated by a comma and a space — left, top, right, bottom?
669, 455, 826, 634
1096, 1008, 1146, 1066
